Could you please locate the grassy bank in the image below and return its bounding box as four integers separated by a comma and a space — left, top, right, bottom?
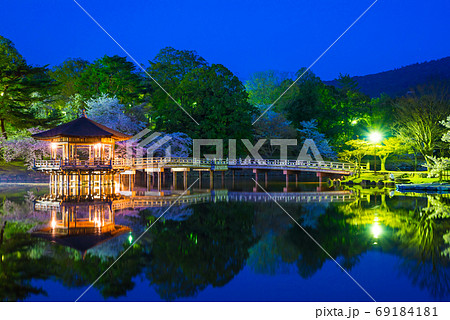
342, 171, 441, 185
0, 160, 28, 176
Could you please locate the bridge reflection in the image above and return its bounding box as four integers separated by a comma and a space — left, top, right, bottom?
33, 172, 354, 254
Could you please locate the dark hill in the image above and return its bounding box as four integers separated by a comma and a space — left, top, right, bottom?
324, 56, 450, 98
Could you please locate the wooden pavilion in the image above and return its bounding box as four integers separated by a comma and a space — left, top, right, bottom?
32, 113, 132, 197
32, 112, 131, 171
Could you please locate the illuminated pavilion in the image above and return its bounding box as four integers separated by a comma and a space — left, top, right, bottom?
32, 113, 132, 197
32, 112, 131, 170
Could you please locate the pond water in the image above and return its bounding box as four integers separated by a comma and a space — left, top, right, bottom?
1, 176, 450, 302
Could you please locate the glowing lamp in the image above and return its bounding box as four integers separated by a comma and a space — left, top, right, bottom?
369, 131, 382, 144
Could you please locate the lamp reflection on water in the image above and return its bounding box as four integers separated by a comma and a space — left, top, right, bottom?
371, 216, 382, 243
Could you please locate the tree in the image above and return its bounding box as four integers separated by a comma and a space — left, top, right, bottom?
279, 68, 324, 127
146, 47, 208, 127
297, 119, 336, 160
148, 50, 256, 146
245, 70, 290, 107
278, 70, 371, 147
423, 156, 450, 182
440, 115, 450, 146
0, 35, 59, 139
76, 55, 146, 105
395, 95, 449, 167
253, 110, 297, 157
339, 139, 370, 177
375, 137, 407, 171
86, 94, 145, 135
49, 58, 90, 102
147, 47, 207, 85
0, 128, 50, 169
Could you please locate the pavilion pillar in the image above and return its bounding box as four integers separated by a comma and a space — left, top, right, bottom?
66, 173, 70, 196
149, 172, 152, 191
88, 172, 92, 195
173, 171, 177, 188
253, 169, 258, 182
78, 171, 81, 196
157, 172, 162, 191
183, 171, 188, 189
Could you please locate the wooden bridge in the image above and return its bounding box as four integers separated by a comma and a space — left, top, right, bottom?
34, 157, 355, 176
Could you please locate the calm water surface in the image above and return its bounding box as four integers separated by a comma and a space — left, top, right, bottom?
1, 178, 450, 302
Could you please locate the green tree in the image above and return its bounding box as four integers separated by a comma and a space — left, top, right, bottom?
245, 70, 290, 107
0, 36, 59, 139
375, 137, 407, 171
395, 95, 449, 167
148, 48, 255, 144
279, 68, 324, 128
49, 58, 90, 102
338, 139, 371, 177
146, 47, 208, 127
76, 55, 146, 105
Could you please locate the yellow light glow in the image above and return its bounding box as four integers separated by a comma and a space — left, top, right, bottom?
369, 131, 382, 144
51, 218, 56, 229
351, 119, 358, 125
95, 143, 102, 149
51, 143, 57, 149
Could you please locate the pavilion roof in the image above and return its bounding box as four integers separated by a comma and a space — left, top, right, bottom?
32, 115, 131, 141
32, 225, 130, 257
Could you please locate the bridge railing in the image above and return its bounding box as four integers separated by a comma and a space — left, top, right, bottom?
35, 157, 355, 172
227, 158, 355, 171
112, 157, 356, 172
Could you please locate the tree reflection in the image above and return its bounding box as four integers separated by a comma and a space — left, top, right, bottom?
0, 222, 50, 301
342, 193, 450, 299
142, 202, 257, 300
0, 219, 148, 301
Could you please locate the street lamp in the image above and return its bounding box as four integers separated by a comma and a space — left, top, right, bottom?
369, 131, 382, 174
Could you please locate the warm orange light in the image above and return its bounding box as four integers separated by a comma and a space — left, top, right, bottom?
95, 143, 102, 149
51, 143, 57, 149
51, 218, 56, 229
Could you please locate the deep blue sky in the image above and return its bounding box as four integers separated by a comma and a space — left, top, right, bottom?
1, 0, 449, 81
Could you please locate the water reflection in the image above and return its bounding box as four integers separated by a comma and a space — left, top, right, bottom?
1, 174, 450, 301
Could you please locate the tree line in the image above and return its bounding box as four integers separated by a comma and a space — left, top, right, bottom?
1, 34, 450, 170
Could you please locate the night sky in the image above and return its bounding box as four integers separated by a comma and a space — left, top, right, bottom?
1, 0, 449, 81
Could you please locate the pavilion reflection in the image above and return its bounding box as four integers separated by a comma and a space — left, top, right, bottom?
33, 172, 130, 256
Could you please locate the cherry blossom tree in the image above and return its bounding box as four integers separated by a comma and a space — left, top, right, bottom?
86, 94, 145, 135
